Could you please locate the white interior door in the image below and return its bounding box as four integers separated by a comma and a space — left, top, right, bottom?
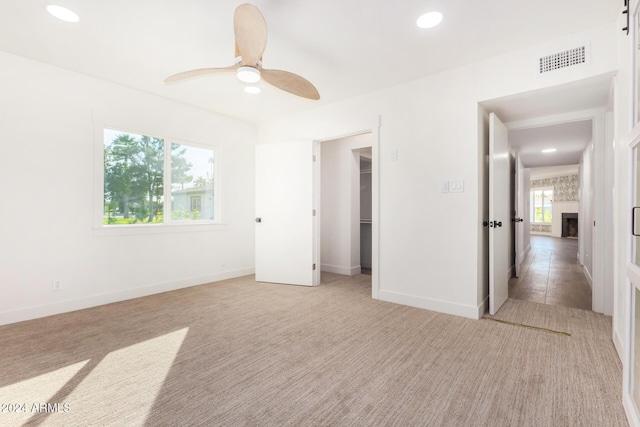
514, 153, 524, 278
255, 141, 318, 286
489, 113, 510, 315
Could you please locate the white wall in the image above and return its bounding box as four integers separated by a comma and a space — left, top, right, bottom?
0, 52, 257, 325
259, 24, 618, 319
320, 133, 372, 275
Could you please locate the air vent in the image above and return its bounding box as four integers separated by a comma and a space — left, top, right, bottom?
538, 45, 587, 74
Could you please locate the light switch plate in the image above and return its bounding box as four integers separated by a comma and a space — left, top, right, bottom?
449, 179, 464, 193
440, 180, 449, 193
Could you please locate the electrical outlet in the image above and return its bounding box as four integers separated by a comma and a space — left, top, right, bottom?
52, 279, 63, 292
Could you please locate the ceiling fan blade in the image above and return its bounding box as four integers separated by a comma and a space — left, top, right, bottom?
234, 4, 267, 66
164, 65, 239, 84
261, 69, 320, 100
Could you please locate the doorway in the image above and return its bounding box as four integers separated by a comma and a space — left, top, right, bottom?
479, 73, 615, 316
319, 134, 373, 282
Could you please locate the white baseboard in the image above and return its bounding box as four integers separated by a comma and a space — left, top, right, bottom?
624, 393, 640, 427
321, 263, 361, 276
0, 268, 255, 326
613, 325, 624, 363
583, 265, 593, 289
378, 289, 484, 320
521, 244, 531, 263
530, 231, 553, 236
477, 295, 489, 319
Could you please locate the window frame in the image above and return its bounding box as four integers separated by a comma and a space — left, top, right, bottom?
530, 186, 553, 225
94, 122, 225, 236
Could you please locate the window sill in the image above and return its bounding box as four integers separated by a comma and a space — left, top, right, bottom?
93, 222, 228, 237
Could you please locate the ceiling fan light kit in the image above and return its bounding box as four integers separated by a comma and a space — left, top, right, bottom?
165, 3, 320, 100
237, 66, 261, 83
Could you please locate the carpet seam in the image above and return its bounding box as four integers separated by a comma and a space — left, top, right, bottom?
482, 316, 572, 336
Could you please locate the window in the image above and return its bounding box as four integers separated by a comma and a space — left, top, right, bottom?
530, 188, 553, 223
103, 128, 216, 225
190, 196, 202, 213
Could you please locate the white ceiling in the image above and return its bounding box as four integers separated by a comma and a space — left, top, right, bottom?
509, 120, 592, 168
0, 0, 620, 124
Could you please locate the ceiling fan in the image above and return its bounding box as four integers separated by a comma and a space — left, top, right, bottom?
164, 3, 320, 100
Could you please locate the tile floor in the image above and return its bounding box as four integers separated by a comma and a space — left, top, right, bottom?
509, 235, 592, 310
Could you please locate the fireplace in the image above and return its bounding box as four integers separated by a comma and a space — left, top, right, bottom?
562, 213, 578, 238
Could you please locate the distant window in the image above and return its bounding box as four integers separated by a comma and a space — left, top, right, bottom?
190, 196, 202, 213
530, 188, 553, 223
103, 128, 216, 225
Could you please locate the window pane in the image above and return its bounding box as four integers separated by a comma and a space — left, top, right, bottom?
104, 129, 164, 225
171, 144, 214, 221
535, 207, 543, 222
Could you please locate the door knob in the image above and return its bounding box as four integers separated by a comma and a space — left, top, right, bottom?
495, 221, 502, 227
255, 217, 262, 223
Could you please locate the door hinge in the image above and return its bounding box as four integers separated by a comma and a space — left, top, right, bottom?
313, 154, 317, 162
312, 209, 316, 216
313, 263, 316, 270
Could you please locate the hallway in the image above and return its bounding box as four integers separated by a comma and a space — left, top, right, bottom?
509, 235, 592, 310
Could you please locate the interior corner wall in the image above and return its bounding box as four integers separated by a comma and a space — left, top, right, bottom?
320, 133, 372, 275
259, 23, 617, 320
0, 51, 257, 325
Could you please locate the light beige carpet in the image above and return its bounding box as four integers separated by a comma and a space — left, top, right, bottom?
0, 274, 628, 426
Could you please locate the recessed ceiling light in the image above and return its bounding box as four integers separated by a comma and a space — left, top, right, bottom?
244, 86, 261, 94
46, 5, 80, 23
417, 11, 443, 29
542, 148, 557, 153
237, 66, 261, 83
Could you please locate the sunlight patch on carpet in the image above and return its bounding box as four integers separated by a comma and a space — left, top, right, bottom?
60, 327, 189, 425
0, 359, 90, 425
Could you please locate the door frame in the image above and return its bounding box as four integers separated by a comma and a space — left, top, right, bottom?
623, 123, 640, 427
312, 116, 380, 298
